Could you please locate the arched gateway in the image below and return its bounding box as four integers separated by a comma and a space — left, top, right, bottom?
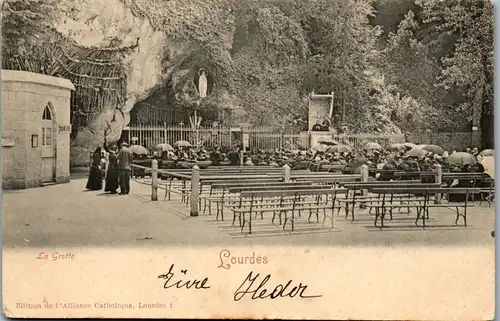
41, 104, 56, 182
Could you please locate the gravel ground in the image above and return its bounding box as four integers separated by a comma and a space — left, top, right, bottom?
2, 176, 495, 249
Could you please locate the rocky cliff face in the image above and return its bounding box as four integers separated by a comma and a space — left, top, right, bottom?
53, 0, 222, 162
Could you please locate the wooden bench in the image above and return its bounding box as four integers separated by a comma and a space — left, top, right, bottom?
442, 172, 488, 179
204, 181, 312, 219
177, 161, 212, 169
369, 169, 396, 178
350, 183, 442, 220
393, 171, 490, 187
183, 177, 287, 205
175, 178, 283, 205
159, 169, 283, 180
293, 174, 368, 182
479, 177, 495, 207
318, 164, 346, 173
290, 173, 358, 180
176, 173, 363, 206
225, 184, 336, 221
159, 171, 192, 201
441, 173, 490, 202
439, 173, 488, 186
371, 187, 481, 228
394, 171, 435, 181
162, 170, 286, 202
339, 180, 425, 220
236, 188, 347, 234
209, 166, 280, 170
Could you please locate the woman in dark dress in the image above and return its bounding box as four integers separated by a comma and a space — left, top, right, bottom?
104, 148, 119, 194
86, 147, 103, 190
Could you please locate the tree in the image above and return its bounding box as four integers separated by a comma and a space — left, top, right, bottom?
368, 71, 437, 137
2, 0, 56, 72
417, 0, 493, 147
382, 11, 438, 103
227, 5, 309, 130
290, 0, 383, 132
418, 0, 493, 114
8, 0, 492, 140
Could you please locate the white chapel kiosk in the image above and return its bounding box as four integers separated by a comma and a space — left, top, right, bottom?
2, 70, 74, 189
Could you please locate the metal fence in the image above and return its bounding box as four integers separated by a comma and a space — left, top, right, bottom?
123, 124, 471, 152
124, 124, 310, 151
333, 132, 476, 152
331, 134, 404, 150
406, 132, 475, 152
124, 124, 230, 150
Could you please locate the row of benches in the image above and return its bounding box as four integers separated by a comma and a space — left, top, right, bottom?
132, 164, 493, 235
163, 177, 483, 234
201, 180, 481, 233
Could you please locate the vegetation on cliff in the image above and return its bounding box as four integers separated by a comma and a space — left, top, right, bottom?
1, 0, 494, 138
2, 0, 137, 140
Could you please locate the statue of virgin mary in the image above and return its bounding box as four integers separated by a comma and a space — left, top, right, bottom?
198, 69, 208, 98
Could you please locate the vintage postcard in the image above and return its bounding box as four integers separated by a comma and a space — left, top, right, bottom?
1, 0, 495, 319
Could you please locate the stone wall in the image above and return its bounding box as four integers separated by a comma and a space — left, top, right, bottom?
2, 70, 74, 189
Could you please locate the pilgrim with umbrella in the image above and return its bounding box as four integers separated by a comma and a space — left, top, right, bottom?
130, 144, 149, 159
154, 143, 174, 159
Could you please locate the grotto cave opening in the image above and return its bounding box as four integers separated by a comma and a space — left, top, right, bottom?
121, 68, 224, 145
129, 68, 217, 127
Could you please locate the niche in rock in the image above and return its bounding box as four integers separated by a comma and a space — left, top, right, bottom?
130, 63, 219, 126
129, 81, 218, 126
129, 83, 183, 125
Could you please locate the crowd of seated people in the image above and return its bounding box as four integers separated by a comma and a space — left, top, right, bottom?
130, 140, 490, 179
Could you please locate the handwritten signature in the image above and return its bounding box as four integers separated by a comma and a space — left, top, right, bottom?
157, 265, 321, 300
158, 264, 210, 290
233, 271, 322, 301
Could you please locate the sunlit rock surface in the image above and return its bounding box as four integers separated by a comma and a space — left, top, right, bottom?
54, 0, 186, 162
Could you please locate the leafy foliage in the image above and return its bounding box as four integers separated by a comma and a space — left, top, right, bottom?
2, 0, 55, 52
2, 0, 494, 138
417, 0, 494, 119
294, 0, 383, 129
374, 0, 493, 135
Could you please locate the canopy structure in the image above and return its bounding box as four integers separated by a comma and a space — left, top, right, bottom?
444, 152, 476, 165
317, 137, 338, 145
389, 143, 405, 153
2, 29, 137, 138
405, 149, 427, 157
364, 142, 383, 150
130, 144, 149, 155
326, 145, 352, 153
422, 144, 445, 155
174, 141, 193, 148
479, 149, 494, 157
312, 144, 329, 152
155, 143, 174, 151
